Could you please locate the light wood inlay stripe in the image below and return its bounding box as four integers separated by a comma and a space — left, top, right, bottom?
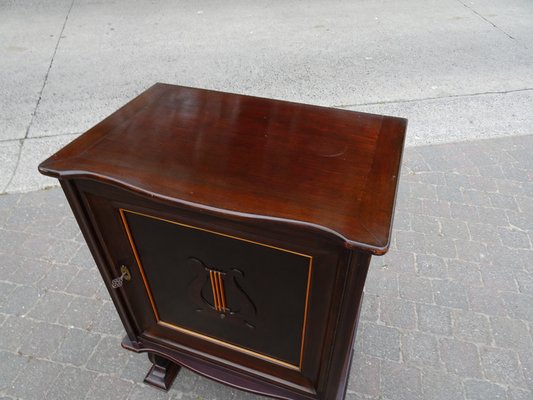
218, 272, 226, 310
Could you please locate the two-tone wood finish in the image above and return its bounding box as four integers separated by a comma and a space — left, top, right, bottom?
39, 84, 407, 400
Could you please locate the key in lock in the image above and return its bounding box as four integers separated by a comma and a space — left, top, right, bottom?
111, 265, 131, 288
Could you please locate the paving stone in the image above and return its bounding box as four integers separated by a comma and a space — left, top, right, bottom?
0, 281, 16, 304
7, 257, 53, 286
436, 185, 463, 203
15, 232, 54, 259
19, 321, 68, 358
7, 358, 63, 399
347, 354, 380, 396
444, 172, 470, 189
516, 196, 533, 213
478, 207, 510, 228
438, 217, 470, 240
419, 199, 452, 218
399, 275, 433, 304
360, 323, 401, 361
27, 290, 74, 323
167, 367, 199, 398
380, 297, 416, 330
480, 347, 526, 387
0, 351, 28, 391
432, 279, 469, 310
70, 243, 96, 269
65, 267, 103, 297
415, 254, 447, 279
395, 231, 427, 253
411, 214, 439, 234
128, 384, 173, 400
0, 284, 41, 316
410, 171, 446, 186
480, 263, 519, 292
381, 360, 422, 400
186, 374, 238, 400
515, 270, 533, 295
468, 222, 500, 244
495, 179, 527, 197
51, 216, 81, 241
451, 203, 480, 223
452, 310, 492, 344
462, 189, 492, 208
392, 211, 412, 231
490, 193, 519, 210
36, 263, 78, 291
408, 182, 437, 200
447, 260, 483, 287
425, 235, 457, 258
377, 250, 416, 275
0, 315, 38, 352
469, 176, 498, 193
490, 317, 533, 352
0, 229, 26, 255
44, 366, 98, 400
86, 336, 130, 374
421, 369, 465, 400
4, 205, 48, 232
364, 268, 399, 297
417, 304, 451, 336
504, 166, 532, 183
85, 375, 135, 400
95, 281, 112, 301
439, 338, 482, 378
43, 239, 81, 265
0, 253, 20, 283
120, 353, 154, 383
467, 287, 507, 316
490, 246, 532, 272
498, 227, 531, 249
502, 292, 533, 321
518, 351, 533, 391
360, 293, 379, 322
454, 239, 490, 264
52, 327, 101, 366
402, 150, 430, 173
57, 296, 103, 330
464, 379, 506, 400
92, 300, 125, 336
507, 387, 533, 400
401, 332, 440, 368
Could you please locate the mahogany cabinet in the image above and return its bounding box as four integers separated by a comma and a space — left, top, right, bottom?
39, 83, 407, 400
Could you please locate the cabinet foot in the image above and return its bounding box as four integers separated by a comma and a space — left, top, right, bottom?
144, 353, 180, 391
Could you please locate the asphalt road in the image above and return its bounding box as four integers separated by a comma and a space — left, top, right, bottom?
1, 0, 532, 193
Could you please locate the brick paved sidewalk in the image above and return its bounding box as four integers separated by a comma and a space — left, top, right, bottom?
0, 134, 532, 400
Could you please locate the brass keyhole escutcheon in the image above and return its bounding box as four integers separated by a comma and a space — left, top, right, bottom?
121, 265, 131, 281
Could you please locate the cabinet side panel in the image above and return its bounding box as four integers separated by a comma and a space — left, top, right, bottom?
59, 179, 138, 340
319, 251, 371, 400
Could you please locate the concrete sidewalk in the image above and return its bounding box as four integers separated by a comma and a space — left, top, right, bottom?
1, 0, 533, 193
0, 134, 532, 400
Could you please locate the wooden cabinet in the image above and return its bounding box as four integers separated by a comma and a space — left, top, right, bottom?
39, 84, 407, 400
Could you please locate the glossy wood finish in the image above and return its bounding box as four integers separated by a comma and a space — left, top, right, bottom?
39, 83, 406, 254
39, 84, 407, 400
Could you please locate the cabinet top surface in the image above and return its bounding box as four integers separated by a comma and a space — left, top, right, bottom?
39, 83, 407, 253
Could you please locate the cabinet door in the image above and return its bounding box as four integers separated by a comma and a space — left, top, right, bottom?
77, 180, 349, 394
